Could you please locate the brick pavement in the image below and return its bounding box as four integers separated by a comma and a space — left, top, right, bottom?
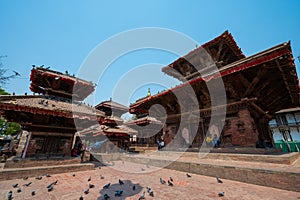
0, 161, 299, 200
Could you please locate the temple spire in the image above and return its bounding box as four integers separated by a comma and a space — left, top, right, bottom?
147, 88, 151, 97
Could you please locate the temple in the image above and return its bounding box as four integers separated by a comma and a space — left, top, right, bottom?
129, 31, 299, 150
77, 99, 137, 153
0, 67, 104, 158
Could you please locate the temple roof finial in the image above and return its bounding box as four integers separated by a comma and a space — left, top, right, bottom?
147, 88, 151, 97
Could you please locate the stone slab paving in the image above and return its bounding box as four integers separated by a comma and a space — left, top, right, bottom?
0, 161, 299, 200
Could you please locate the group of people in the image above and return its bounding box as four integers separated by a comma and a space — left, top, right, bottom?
206, 134, 220, 148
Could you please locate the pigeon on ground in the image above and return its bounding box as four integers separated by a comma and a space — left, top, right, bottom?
170, 177, 174, 182
186, 173, 192, 177
88, 176, 91, 181
84, 189, 89, 194
146, 187, 151, 192
132, 185, 136, 190
31, 191, 36, 196
100, 175, 105, 179
47, 183, 54, 188
24, 182, 32, 187
89, 183, 95, 188
115, 190, 123, 196
218, 192, 225, 197
79, 195, 83, 200
138, 191, 145, 200
103, 183, 111, 189
119, 179, 124, 185
72, 173, 76, 177
168, 180, 173, 186
17, 188, 21, 193
149, 190, 154, 197
48, 186, 53, 192
45, 174, 51, 177
103, 194, 110, 200
7, 190, 12, 200
23, 176, 28, 180
216, 177, 223, 184
160, 178, 166, 184
12, 183, 18, 188
36, 176, 42, 180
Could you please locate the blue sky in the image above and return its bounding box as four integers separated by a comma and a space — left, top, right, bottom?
0, 0, 300, 106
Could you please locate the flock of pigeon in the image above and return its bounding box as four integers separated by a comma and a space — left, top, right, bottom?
7, 174, 56, 200
6, 171, 225, 199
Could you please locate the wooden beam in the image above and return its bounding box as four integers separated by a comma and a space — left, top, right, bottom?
276, 59, 294, 104
216, 40, 225, 62
243, 66, 267, 97
249, 102, 272, 119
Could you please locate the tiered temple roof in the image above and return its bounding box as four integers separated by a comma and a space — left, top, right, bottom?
130, 41, 299, 116
162, 30, 246, 81
30, 67, 95, 101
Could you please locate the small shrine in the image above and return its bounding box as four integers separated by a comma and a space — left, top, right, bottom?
77, 99, 137, 153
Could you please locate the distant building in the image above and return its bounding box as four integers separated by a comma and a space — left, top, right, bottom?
270, 107, 300, 142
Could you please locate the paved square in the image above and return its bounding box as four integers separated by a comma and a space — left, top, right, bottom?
0, 161, 299, 200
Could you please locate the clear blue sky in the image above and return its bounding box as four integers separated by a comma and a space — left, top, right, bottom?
1, 0, 300, 106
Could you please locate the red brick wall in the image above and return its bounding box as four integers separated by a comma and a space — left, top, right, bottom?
223, 109, 258, 147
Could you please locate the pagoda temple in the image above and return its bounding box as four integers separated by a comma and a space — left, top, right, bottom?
129, 31, 300, 150
77, 99, 137, 153
0, 67, 104, 158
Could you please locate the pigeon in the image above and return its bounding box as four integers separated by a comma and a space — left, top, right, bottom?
24, 182, 32, 187
218, 192, 225, 197
115, 190, 123, 196
31, 190, 36, 196
36, 176, 42, 180
149, 190, 154, 197
48, 186, 53, 192
216, 177, 223, 184
146, 187, 151, 192
45, 174, 51, 177
170, 177, 174, 182
186, 173, 192, 178
72, 173, 76, 177
7, 190, 12, 200
132, 185, 136, 190
168, 180, 174, 186
138, 191, 145, 200
89, 183, 95, 188
23, 176, 28, 180
17, 188, 21, 193
160, 178, 166, 184
13, 71, 20, 76
103, 183, 111, 189
47, 183, 54, 188
79, 196, 83, 200
12, 183, 18, 188
100, 175, 105, 179
88, 176, 91, 181
84, 189, 89, 194
119, 179, 124, 185
103, 194, 110, 200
